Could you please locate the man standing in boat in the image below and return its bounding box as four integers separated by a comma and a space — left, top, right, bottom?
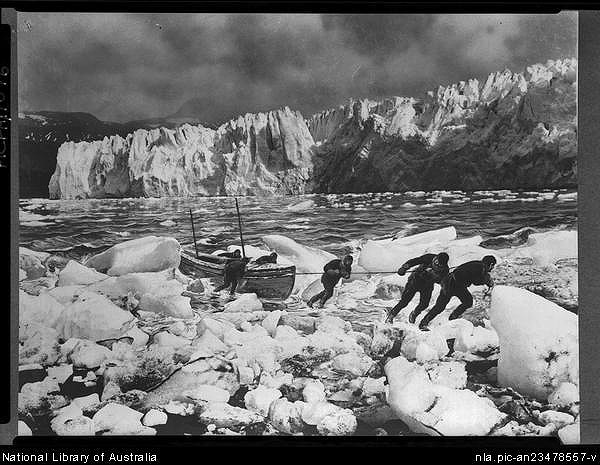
308, 255, 353, 308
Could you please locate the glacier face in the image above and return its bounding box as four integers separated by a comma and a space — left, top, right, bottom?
49, 107, 315, 199
47, 59, 577, 199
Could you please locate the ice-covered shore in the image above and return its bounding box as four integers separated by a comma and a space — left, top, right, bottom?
17, 228, 579, 441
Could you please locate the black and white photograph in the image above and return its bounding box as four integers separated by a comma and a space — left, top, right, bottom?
16, 11, 579, 440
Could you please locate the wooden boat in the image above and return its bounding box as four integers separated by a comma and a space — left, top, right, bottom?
182, 198, 296, 300
179, 248, 296, 300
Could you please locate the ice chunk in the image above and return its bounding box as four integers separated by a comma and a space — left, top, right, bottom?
85, 236, 181, 276
400, 329, 448, 362
454, 325, 499, 355
302, 379, 326, 403
358, 227, 456, 272
558, 422, 580, 445
198, 403, 263, 428
244, 386, 282, 416
261, 310, 283, 337
223, 293, 263, 313
154, 331, 191, 349
68, 340, 113, 369
19, 290, 65, 328
92, 403, 152, 435
19, 247, 49, 279
19, 322, 61, 367
18, 421, 32, 436
184, 385, 231, 403
538, 410, 574, 428
548, 382, 579, 407
499, 230, 577, 267
142, 409, 168, 427
91, 270, 186, 300
57, 261, 108, 287
316, 408, 357, 436
385, 357, 505, 436
286, 199, 315, 211
138, 294, 193, 319
332, 352, 373, 377
490, 286, 578, 401
262, 235, 335, 292
55, 291, 136, 341
268, 398, 306, 434
418, 388, 506, 436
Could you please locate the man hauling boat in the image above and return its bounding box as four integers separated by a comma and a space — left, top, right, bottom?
307, 255, 353, 309
213, 255, 251, 296
416, 255, 497, 330
384, 252, 450, 324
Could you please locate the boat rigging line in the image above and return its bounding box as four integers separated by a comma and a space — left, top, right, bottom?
235, 197, 247, 259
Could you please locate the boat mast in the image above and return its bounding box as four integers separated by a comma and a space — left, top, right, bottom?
189, 208, 199, 258
235, 198, 247, 259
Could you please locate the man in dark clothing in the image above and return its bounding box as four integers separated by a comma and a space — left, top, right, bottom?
254, 252, 278, 265
213, 257, 251, 296
307, 255, 353, 308
384, 252, 450, 324
417, 255, 497, 330
217, 249, 241, 259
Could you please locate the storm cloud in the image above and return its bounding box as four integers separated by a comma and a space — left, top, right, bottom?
18, 12, 577, 124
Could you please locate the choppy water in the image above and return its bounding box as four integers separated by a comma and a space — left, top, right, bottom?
20, 189, 577, 259
19, 189, 577, 334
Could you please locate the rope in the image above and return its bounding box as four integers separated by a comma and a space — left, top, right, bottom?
294, 267, 458, 276
294, 271, 399, 275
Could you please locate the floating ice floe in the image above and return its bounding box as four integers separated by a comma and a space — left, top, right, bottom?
286, 199, 315, 211
557, 192, 577, 202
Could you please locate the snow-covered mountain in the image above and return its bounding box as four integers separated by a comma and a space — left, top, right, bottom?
22, 58, 577, 199
308, 58, 576, 193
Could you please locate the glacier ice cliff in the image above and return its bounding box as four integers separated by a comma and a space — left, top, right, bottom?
47, 59, 576, 199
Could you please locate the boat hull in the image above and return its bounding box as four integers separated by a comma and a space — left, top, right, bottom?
179, 249, 296, 300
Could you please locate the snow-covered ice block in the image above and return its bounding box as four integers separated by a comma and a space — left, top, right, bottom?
244, 386, 281, 416
490, 286, 578, 401
385, 357, 505, 436
138, 294, 193, 319
85, 236, 181, 276
19, 290, 65, 328
223, 293, 263, 313
55, 291, 136, 341
358, 227, 457, 272
262, 234, 337, 293
499, 230, 577, 267
90, 270, 186, 300
57, 260, 108, 287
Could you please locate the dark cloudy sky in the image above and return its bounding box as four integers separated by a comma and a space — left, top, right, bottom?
18, 12, 577, 124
